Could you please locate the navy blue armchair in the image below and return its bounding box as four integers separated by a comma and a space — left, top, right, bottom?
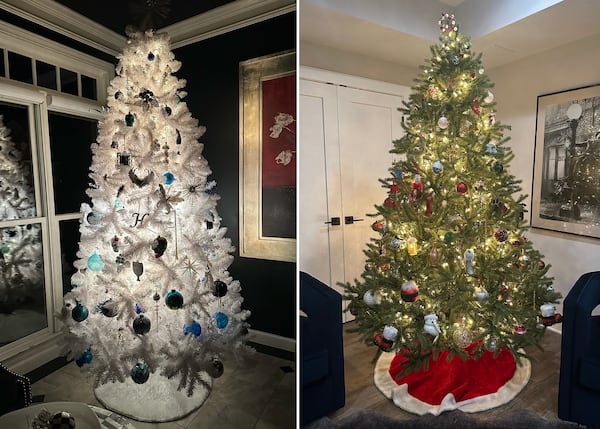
300, 271, 345, 426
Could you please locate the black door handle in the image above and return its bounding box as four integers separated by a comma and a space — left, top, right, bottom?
345, 216, 364, 224
324, 217, 341, 226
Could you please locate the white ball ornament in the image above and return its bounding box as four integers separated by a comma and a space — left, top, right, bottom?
432, 161, 443, 173
363, 290, 380, 306
438, 116, 449, 129
484, 91, 494, 104
383, 325, 399, 342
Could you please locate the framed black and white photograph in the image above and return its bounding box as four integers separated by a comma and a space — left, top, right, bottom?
531, 84, 600, 238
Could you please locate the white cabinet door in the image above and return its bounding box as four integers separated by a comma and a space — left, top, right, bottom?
299, 77, 406, 322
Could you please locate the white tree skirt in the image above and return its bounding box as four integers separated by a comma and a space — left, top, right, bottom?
373, 350, 531, 416
94, 372, 212, 422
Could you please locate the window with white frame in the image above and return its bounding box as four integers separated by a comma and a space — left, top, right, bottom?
0, 21, 113, 372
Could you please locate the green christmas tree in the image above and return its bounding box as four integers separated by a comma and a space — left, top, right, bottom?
344, 14, 562, 375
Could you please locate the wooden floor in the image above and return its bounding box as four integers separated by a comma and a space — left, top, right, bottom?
331, 321, 563, 423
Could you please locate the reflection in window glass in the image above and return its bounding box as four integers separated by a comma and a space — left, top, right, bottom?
36, 60, 57, 90
81, 75, 97, 100
48, 112, 96, 214
0, 223, 47, 346
60, 68, 78, 96
0, 102, 36, 220
8, 51, 33, 84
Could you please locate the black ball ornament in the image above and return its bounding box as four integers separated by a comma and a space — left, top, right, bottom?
133, 314, 151, 334
207, 357, 224, 378
152, 236, 167, 257
165, 289, 184, 309
130, 362, 150, 384
212, 280, 228, 297
49, 411, 76, 429
99, 299, 118, 317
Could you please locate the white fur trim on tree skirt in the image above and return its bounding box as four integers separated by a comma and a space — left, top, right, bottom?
373, 350, 531, 416
94, 372, 212, 422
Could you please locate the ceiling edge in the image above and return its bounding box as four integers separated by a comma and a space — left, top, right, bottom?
164, 0, 295, 49
0, 0, 125, 56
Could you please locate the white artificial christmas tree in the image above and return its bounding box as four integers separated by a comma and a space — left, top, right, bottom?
60, 31, 251, 419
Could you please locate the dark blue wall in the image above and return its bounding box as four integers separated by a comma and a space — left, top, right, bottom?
174, 12, 296, 339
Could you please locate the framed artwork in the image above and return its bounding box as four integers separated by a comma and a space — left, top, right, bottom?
531, 84, 600, 238
239, 50, 296, 262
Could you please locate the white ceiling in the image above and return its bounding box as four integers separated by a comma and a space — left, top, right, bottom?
299, 0, 600, 71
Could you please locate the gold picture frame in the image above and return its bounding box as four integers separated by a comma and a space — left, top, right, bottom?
239, 50, 296, 262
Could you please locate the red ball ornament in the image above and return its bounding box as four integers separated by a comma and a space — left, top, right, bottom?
513, 325, 527, 335
373, 333, 394, 352
472, 105, 481, 115
538, 260, 546, 269
372, 221, 384, 232
390, 184, 400, 194
553, 313, 563, 324
384, 197, 397, 208
494, 228, 508, 242
456, 182, 468, 194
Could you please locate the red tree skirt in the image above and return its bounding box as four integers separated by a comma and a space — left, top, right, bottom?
374, 346, 531, 415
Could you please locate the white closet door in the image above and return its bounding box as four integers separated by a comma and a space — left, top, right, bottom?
336, 86, 405, 321
298, 79, 340, 289
299, 77, 406, 322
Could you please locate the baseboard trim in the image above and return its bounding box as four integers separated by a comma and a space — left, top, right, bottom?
247, 328, 295, 353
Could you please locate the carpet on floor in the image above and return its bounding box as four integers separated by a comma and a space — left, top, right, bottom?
304, 409, 586, 429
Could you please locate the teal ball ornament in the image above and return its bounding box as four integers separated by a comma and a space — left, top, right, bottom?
130, 362, 150, 384
133, 314, 151, 335
87, 252, 105, 271
71, 303, 89, 322
165, 289, 184, 309
75, 350, 93, 367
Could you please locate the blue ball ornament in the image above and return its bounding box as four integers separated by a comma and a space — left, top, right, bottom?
71, 303, 89, 322
213, 312, 229, 329
130, 362, 150, 384
183, 320, 202, 337
147, 52, 155, 61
